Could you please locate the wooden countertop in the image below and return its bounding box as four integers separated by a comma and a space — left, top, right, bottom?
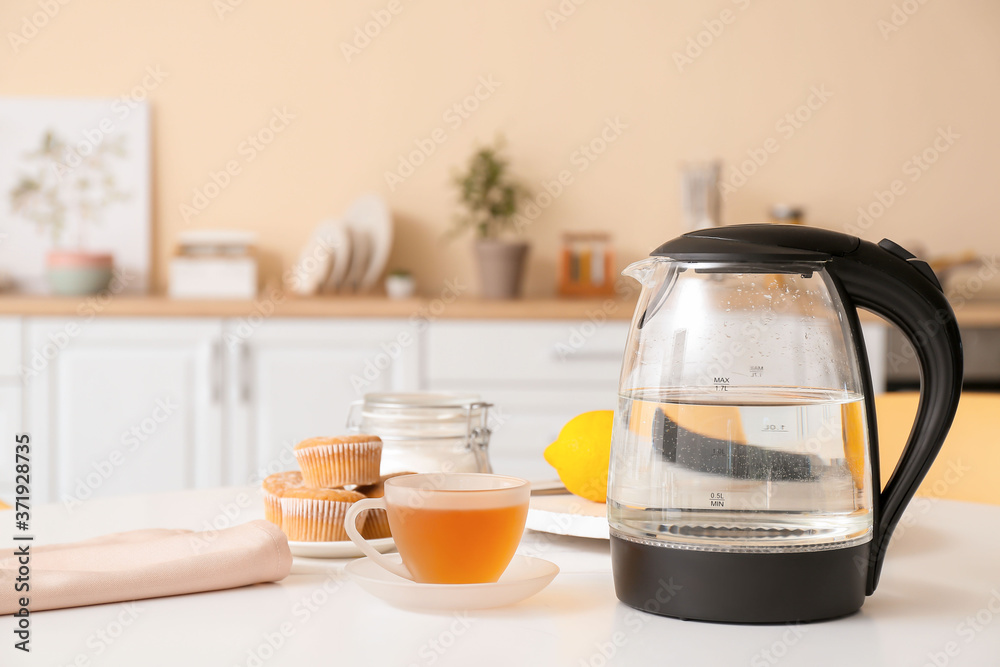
0, 293, 638, 320
1, 293, 998, 324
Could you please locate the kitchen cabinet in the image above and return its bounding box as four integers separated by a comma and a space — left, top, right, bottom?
461, 387, 617, 479
861, 321, 888, 394
428, 320, 628, 385
24, 318, 224, 503
0, 385, 22, 500
0, 316, 22, 499
222, 318, 420, 486
0, 316, 21, 376
21, 317, 421, 501
11, 314, 889, 501
427, 320, 628, 478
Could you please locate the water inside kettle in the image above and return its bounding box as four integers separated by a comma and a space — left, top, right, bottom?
609, 387, 873, 552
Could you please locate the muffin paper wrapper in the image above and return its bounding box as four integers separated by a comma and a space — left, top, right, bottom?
361, 508, 392, 539
294, 440, 382, 487
263, 490, 282, 529
280, 497, 364, 542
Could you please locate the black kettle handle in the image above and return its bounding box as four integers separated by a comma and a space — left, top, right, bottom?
827, 238, 963, 594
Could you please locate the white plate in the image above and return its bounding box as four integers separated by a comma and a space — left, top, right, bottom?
343, 225, 371, 292
342, 193, 393, 292
345, 554, 559, 611
287, 220, 342, 295
526, 494, 609, 539
320, 219, 352, 293
288, 536, 395, 559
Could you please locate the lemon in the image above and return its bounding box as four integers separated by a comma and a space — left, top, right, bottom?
627, 400, 746, 443
841, 399, 867, 489
544, 410, 614, 503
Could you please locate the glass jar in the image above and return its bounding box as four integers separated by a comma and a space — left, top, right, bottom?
345, 393, 493, 474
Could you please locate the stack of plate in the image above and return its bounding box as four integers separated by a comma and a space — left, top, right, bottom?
286, 194, 394, 295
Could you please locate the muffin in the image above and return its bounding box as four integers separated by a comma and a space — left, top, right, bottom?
261, 471, 304, 528
280, 487, 367, 541
293, 435, 382, 488
356, 472, 415, 539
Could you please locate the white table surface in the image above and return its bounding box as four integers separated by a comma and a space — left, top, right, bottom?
3, 487, 1000, 667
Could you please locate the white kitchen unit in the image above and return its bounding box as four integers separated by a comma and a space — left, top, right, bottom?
861, 320, 888, 394
0, 386, 22, 500
223, 318, 420, 486
467, 387, 617, 479
10, 313, 889, 502
0, 316, 23, 500
24, 319, 224, 503
426, 320, 629, 478
22, 317, 422, 502
0, 316, 21, 376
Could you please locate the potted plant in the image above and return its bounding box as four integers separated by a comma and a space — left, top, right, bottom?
452, 139, 531, 299
9, 130, 128, 295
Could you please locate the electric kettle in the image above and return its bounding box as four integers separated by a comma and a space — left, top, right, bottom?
609, 224, 962, 623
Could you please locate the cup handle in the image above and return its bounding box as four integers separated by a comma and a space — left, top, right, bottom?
344, 498, 413, 581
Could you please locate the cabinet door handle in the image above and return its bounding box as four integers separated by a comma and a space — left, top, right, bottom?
550, 346, 622, 362
240, 342, 252, 404
211, 340, 222, 404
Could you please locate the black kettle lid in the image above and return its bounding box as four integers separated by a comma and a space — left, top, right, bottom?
651, 224, 861, 261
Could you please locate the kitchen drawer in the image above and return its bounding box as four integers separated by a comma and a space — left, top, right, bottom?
427, 321, 628, 386
0, 317, 21, 378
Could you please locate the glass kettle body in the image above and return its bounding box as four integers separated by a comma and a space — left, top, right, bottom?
608, 225, 962, 623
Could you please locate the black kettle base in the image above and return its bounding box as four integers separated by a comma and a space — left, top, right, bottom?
610, 534, 869, 624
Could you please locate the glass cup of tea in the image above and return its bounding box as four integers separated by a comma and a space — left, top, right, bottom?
344, 472, 530, 584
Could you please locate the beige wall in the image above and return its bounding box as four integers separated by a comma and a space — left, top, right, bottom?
2, 0, 997, 296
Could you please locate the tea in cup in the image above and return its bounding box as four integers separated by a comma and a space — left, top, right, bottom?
344, 473, 530, 584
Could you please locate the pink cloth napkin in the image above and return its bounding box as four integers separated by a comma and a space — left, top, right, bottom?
0, 520, 291, 614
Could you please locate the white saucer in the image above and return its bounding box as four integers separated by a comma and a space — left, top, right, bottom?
288, 537, 395, 559
527, 495, 609, 539
345, 554, 559, 611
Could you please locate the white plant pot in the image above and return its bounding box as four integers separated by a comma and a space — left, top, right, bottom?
385, 275, 416, 300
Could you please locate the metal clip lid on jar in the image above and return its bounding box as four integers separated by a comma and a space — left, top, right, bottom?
346, 393, 493, 474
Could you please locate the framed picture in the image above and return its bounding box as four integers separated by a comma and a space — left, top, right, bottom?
0, 97, 151, 293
